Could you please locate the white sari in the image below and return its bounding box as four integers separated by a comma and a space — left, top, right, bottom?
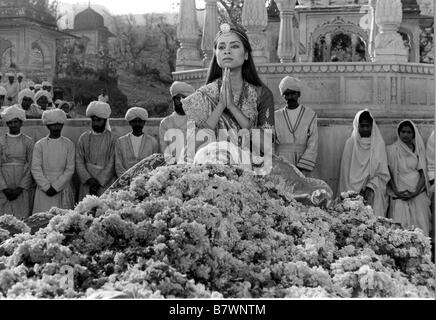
387, 120, 431, 236
338, 109, 390, 217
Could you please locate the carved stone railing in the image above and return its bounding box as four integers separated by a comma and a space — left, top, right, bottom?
173, 62, 434, 118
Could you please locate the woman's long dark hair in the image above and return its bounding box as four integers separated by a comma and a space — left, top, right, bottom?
205, 26, 263, 87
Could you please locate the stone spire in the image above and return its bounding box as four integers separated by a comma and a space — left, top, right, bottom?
241, 0, 269, 64
374, 0, 408, 63
176, 0, 202, 71
366, 0, 377, 61
275, 0, 297, 63
201, 0, 219, 67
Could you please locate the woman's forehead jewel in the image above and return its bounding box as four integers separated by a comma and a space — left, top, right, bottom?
216, 32, 241, 44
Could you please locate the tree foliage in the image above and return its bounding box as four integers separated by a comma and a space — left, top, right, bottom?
110, 14, 178, 84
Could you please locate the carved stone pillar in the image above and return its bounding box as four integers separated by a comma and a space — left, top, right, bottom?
276, 0, 297, 63
241, 0, 269, 64
368, 0, 377, 61
201, 0, 219, 67
324, 33, 332, 62
351, 34, 358, 61
176, 0, 202, 71
374, 0, 408, 63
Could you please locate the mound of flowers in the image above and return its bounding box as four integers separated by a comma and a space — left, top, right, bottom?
0, 164, 434, 299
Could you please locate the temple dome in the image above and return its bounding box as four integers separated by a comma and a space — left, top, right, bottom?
73, 7, 104, 30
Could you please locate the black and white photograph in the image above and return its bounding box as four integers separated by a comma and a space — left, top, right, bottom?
0, 0, 434, 307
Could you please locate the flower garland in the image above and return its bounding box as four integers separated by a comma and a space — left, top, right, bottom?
0, 165, 434, 298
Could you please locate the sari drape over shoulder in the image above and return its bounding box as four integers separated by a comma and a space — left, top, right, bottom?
387, 120, 431, 236
338, 109, 390, 217
181, 80, 275, 163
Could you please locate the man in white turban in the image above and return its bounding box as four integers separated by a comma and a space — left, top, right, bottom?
31, 109, 75, 214
115, 107, 159, 177
0, 105, 35, 219
274, 76, 318, 176
42, 81, 53, 97
27, 80, 35, 91
35, 90, 54, 112
34, 84, 42, 93
18, 88, 43, 118
169, 81, 195, 98
159, 81, 195, 164
4, 72, 18, 106
76, 101, 117, 200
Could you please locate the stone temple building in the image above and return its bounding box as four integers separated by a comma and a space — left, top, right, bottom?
0, 0, 75, 81
63, 5, 114, 71
174, 0, 434, 118
0, 1, 114, 81
173, 0, 434, 192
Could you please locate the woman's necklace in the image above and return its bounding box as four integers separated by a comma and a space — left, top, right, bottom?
231, 82, 245, 107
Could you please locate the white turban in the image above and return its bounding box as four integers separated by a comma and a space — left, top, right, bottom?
34, 84, 42, 90
28, 80, 35, 87
59, 101, 72, 111
0, 86, 6, 96
35, 90, 53, 103
18, 88, 35, 105
86, 101, 112, 131
1, 105, 26, 122
86, 101, 111, 119
5, 72, 14, 78
42, 81, 52, 87
17, 72, 25, 78
169, 81, 195, 98
279, 76, 302, 95
125, 107, 148, 122
42, 109, 67, 125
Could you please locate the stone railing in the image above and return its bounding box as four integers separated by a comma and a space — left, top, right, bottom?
173, 62, 435, 118
1, 117, 433, 195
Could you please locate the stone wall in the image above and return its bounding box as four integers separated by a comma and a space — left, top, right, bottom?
1, 117, 433, 196
173, 62, 435, 119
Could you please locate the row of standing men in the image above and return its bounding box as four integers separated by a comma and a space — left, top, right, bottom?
0, 101, 159, 218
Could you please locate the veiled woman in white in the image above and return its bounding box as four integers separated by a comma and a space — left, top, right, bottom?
338, 109, 390, 217
387, 120, 432, 236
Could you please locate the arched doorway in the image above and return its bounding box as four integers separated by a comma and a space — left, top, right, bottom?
1, 46, 16, 69
29, 43, 45, 70
419, 23, 433, 64
313, 32, 367, 62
